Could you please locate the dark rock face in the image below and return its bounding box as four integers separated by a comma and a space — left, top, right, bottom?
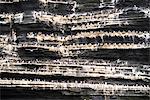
0, 0, 40, 13
46, 3, 74, 15
1, 87, 82, 100
79, 48, 150, 64
17, 47, 61, 59
116, 0, 150, 7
